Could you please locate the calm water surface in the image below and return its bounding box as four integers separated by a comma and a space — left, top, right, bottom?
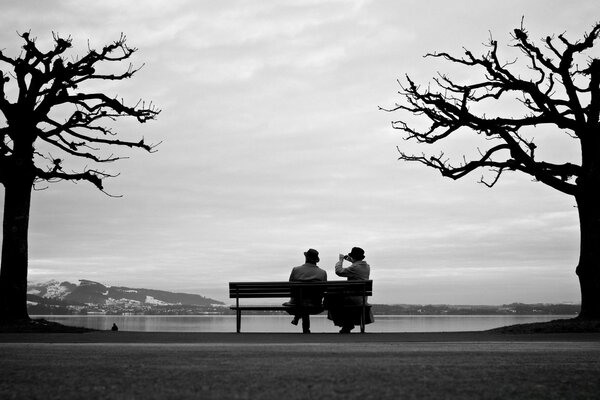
37, 315, 572, 333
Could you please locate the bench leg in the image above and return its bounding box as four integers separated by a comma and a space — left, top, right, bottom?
236, 310, 241, 333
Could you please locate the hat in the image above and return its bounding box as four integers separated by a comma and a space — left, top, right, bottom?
347, 247, 365, 260
304, 248, 320, 263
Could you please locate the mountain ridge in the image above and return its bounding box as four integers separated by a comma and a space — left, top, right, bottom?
27, 279, 224, 315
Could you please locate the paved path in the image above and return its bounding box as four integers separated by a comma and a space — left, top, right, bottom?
2, 332, 599, 399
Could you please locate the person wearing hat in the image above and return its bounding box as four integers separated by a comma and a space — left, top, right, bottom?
327, 247, 374, 333
282, 249, 327, 333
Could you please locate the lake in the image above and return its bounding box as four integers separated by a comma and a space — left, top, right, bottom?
36, 314, 572, 333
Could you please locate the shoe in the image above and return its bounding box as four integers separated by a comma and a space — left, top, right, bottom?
303, 329, 311, 334
339, 325, 354, 334
291, 318, 299, 326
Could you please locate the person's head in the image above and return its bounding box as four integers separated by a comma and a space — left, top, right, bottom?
304, 248, 320, 264
346, 247, 365, 262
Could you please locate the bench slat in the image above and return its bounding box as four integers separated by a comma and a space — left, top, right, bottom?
229, 292, 372, 297
229, 281, 372, 296
230, 306, 290, 311
230, 281, 372, 287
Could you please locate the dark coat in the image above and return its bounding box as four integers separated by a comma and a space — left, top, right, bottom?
284, 263, 327, 309
327, 259, 374, 327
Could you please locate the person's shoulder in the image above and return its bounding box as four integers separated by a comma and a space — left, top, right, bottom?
289, 265, 303, 276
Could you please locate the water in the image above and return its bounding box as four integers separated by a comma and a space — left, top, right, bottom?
35, 314, 572, 333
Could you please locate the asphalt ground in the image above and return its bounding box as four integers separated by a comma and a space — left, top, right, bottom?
1, 332, 600, 400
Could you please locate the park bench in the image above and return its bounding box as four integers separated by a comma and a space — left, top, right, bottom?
229, 280, 373, 333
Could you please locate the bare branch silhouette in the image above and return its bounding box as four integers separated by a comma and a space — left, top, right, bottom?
383, 22, 600, 318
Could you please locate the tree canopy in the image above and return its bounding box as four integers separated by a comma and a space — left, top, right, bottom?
383, 22, 600, 195
0, 32, 160, 193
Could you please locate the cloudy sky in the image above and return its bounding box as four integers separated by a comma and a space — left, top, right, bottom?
1, 0, 596, 305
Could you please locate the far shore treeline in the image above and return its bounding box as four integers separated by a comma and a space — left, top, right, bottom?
28, 301, 579, 317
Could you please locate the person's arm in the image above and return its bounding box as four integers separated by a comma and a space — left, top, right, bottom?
336, 264, 359, 278
335, 254, 354, 277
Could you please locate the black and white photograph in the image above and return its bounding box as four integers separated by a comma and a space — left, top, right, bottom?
1, 1, 599, 399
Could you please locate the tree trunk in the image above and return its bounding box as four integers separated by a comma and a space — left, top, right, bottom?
575, 184, 600, 319
0, 177, 33, 321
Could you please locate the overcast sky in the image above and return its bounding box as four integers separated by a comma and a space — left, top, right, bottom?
1, 0, 596, 305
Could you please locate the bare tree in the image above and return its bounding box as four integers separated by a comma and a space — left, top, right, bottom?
0, 32, 160, 321
383, 22, 600, 319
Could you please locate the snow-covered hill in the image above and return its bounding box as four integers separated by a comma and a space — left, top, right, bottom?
27, 279, 224, 307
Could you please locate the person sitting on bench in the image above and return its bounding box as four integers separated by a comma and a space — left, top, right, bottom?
327, 247, 374, 333
282, 248, 327, 333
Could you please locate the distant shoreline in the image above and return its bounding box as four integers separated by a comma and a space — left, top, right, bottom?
28, 302, 581, 317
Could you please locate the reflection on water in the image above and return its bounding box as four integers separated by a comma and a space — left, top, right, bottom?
36, 314, 572, 333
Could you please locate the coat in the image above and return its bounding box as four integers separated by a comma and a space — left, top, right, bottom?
284, 263, 327, 309
327, 259, 374, 327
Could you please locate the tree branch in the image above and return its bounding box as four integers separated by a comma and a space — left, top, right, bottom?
385, 22, 599, 197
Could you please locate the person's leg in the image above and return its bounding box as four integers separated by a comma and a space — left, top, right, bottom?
301, 315, 310, 333
291, 314, 300, 325
339, 312, 355, 333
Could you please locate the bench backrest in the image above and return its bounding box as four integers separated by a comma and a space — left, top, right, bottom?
229, 280, 373, 298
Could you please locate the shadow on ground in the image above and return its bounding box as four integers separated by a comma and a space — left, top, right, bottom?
0, 318, 96, 333
488, 317, 600, 333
